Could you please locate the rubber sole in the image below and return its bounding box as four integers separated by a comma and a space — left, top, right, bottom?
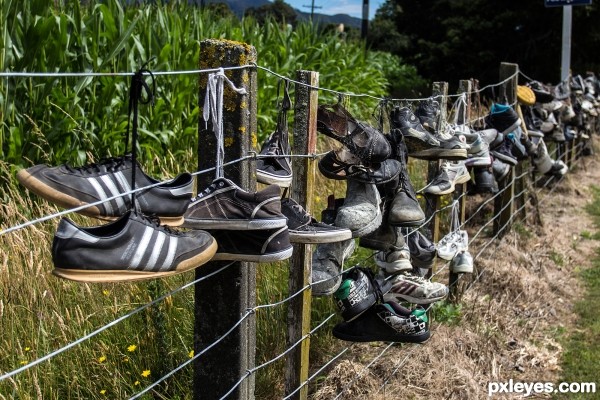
210, 246, 293, 262
17, 169, 185, 227
408, 148, 468, 161
256, 170, 292, 187
52, 239, 218, 283
384, 291, 448, 305
289, 229, 353, 244
182, 217, 288, 230
490, 151, 518, 166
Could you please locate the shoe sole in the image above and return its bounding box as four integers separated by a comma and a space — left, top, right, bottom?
17, 169, 185, 227
332, 327, 431, 343
211, 246, 293, 262
256, 170, 293, 187
426, 172, 471, 195
182, 217, 288, 230
465, 156, 492, 167
375, 259, 412, 273
52, 238, 218, 283
289, 229, 353, 244
450, 264, 473, 274
408, 148, 468, 161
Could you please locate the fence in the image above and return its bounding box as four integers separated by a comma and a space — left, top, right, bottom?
0, 38, 595, 400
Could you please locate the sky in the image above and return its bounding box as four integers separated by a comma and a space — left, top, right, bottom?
282, 0, 386, 20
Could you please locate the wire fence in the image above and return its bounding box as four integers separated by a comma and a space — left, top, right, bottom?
0, 60, 594, 400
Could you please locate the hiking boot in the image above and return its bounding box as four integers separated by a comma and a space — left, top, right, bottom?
388, 165, 426, 227
317, 103, 391, 165
332, 301, 430, 343
51, 210, 217, 283
405, 230, 436, 269
318, 150, 401, 184
182, 178, 287, 230
208, 227, 292, 262
485, 103, 522, 135
256, 130, 292, 187
470, 167, 497, 194
359, 219, 400, 251
422, 161, 471, 195
335, 180, 382, 237
17, 154, 193, 226
437, 230, 468, 261
281, 197, 352, 244
415, 98, 440, 133
450, 250, 473, 274
382, 271, 449, 304
391, 107, 467, 160
311, 239, 356, 296
334, 267, 391, 321
492, 157, 511, 182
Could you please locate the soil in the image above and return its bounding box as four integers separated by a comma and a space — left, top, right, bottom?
310, 152, 599, 400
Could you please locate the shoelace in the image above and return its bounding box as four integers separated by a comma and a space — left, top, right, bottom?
64, 156, 128, 174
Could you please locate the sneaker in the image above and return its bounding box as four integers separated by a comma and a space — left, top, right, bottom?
281, 197, 352, 243
256, 131, 292, 187
485, 103, 522, 135
549, 160, 568, 176
332, 301, 430, 343
492, 157, 511, 182
17, 155, 193, 226
382, 271, 449, 304
317, 103, 391, 165
390, 107, 467, 160
490, 137, 518, 166
335, 180, 382, 237
450, 250, 473, 274
359, 220, 402, 251
540, 112, 558, 134
506, 130, 528, 160
388, 165, 426, 227
422, 161, 471, 195
465, 137, 492, 167
437, 230, 468, 261
478, 128, 504, 149
182, 178, 287, 230
334, 267, 391, 321
209, 227, 292, 262
405, 230, 436, 269
415, 98, 440, 133
375, 244, 412, 274
51, 210, 217, 282
532, 138, 555, 175
311, 238, 356, 296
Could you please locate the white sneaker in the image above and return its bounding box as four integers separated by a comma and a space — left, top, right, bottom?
437, 230, 468, 261
450, 250, 473, 273
382, 272, 448, 304
422, 161, 471, 195
375, 245, 412, 274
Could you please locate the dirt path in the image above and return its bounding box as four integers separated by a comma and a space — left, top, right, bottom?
311, 153, 599, 400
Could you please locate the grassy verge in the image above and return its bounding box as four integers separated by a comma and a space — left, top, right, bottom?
556, 185, 600, 399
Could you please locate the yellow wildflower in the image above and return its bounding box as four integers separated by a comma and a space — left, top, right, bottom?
188, 350, 194, 359
134, 381, 140, 386
123, 357, 129, 363
98, 355, 106, 363
141, 370, 151, 378
100, 389, 106, 395
20, 360, 28, 365
24, 347, 31, 352
102, 289, 110, 296
127, 344, 137, 352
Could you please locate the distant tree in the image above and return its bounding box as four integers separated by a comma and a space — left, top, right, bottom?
367, 0, 600, 86
204, 2, 235, 19
245, 0, 297, 25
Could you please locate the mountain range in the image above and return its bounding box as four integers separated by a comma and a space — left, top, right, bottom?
204, 0, 363, 28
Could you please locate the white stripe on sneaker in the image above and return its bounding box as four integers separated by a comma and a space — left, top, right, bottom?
130, 226, 154, 270
145, 230, 167, 271
114, 171, 132, 212
99, 174, 127, 213
88, 177, 113, 215
160, 236, 177, 271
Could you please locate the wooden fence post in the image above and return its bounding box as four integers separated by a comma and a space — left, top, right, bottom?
285, 70, 319, 400
493, 62, 517, 237
194, 39, 257, 400
448, 79, 471, 303
424, 82, 448, 278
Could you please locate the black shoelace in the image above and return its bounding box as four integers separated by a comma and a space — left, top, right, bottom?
64, 156, 128, 174
125, 60, 156, 206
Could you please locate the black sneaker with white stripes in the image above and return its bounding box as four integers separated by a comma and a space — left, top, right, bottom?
17, 155, 193, 226
51, 210, 217, 283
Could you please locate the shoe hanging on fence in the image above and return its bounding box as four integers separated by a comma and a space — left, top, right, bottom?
311, 238, 356, 297
256, 79, 293, 187
380, 270, 449, 305
333, 266, 391, 322
317, 149, 401, 184
436, 200, 469, 261
51, 210, 217, 283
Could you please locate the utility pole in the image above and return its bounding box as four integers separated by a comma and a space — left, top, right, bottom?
361, 0, 369, 39
302, 0, 322, 20
561, 5, 572, 81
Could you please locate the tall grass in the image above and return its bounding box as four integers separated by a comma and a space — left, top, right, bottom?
0, 1, 422, 398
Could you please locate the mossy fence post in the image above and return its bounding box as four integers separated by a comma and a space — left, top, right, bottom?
424, 81, 448, 278
448, 79, 471, 303
194, 39, 257, 400
493, 62, 518, 237
285, 70, 319, 400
